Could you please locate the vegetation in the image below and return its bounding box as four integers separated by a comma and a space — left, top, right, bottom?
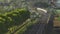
56, 9, 60, 21
0, 8, 30, 34
14, 18, 38, 34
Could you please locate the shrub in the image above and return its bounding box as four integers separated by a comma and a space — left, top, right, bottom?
0, 8, 30, 34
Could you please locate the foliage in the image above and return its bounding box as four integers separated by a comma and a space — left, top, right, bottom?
0, 8, 30, 34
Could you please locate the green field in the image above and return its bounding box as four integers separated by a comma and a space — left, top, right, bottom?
56, 9, 60, 21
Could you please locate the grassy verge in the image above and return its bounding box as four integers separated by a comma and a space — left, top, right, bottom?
56, 9, 60, 21
14, 18, 39, 34
54, 9, 60, 27
0, 8, 30, 34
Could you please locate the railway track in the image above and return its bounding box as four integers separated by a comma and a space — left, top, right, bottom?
23, 12, 53, 34
10, 13, 54, 34
10, 8, 55, 34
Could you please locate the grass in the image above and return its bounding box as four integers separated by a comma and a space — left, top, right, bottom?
5, 18, 37, 34
56, 9, 60, 21
53, 9, 60, 27
14, 18, 39, 34
0, 0, 4, 2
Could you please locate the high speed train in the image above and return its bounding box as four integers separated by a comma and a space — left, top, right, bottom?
36, 8, 47, 13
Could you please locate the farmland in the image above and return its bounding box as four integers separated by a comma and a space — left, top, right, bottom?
54, 9, 60, 27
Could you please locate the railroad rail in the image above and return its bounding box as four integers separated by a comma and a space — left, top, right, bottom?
8, 7, 55, 34
23, 7, 55, 34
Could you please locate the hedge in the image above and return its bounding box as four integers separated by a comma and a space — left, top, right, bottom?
0, 8, 30, 34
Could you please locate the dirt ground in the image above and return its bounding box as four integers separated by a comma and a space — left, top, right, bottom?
53, 17, 60, 27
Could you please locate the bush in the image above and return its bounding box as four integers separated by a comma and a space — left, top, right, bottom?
0, 8, 30, 34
